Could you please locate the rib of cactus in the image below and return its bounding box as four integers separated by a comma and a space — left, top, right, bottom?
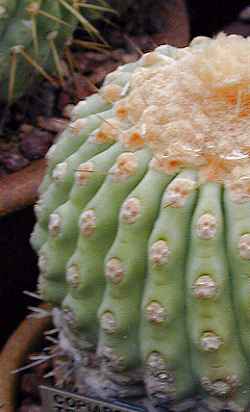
32, 34, 250, 411
0, 0, 95, 102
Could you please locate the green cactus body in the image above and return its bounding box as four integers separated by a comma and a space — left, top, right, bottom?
33, 34, 250, 410
141, 170, 198, 404
0, 0, 106, 102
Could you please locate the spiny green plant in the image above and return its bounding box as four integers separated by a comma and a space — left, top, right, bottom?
0, 0, 113, 103
31, 34, 250, 411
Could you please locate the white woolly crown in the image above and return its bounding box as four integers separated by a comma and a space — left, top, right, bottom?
112, 33, 250, 190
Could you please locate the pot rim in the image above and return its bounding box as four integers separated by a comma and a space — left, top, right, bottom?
0, 306, 51, 412
0, 159, 46, 217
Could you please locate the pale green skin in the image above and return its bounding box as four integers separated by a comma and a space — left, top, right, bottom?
31, 64, 142, 252
39, 142, 124, 304
64, 148, 151, 339
186, 183, 250, 409
32, 43, 250, 411
140, 170, 198, 403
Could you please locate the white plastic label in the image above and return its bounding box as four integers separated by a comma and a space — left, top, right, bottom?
40, 385, 146, 412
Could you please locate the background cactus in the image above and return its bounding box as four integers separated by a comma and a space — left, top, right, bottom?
32, 34, 250, 411
0, 0, 112, 103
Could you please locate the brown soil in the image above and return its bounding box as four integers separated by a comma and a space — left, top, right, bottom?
0, 0, 189, 177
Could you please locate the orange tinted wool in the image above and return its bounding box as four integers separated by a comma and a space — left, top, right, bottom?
201, 155, 229, 182
169, 159, 181, 168
124, 34, 250, 186
130, 132, 144, 147
96, 130, 109, 143
239, 94, 250, 117
116, 105, 128, 119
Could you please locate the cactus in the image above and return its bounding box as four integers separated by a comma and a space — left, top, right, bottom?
32, 33, 250, 411
0, 0, 111, 103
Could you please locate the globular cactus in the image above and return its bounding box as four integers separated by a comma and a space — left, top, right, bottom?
0, 0, 108, 103
32, 33, 250, 411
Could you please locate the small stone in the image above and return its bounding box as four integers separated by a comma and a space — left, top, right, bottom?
0, 151, 29, 172
20, 129, 53, 160
19, 124, 34, 133
37, 116, 68, 134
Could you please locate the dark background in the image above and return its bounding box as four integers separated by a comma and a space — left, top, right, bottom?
187, 0, 248, 37
0, 0, 249, 348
